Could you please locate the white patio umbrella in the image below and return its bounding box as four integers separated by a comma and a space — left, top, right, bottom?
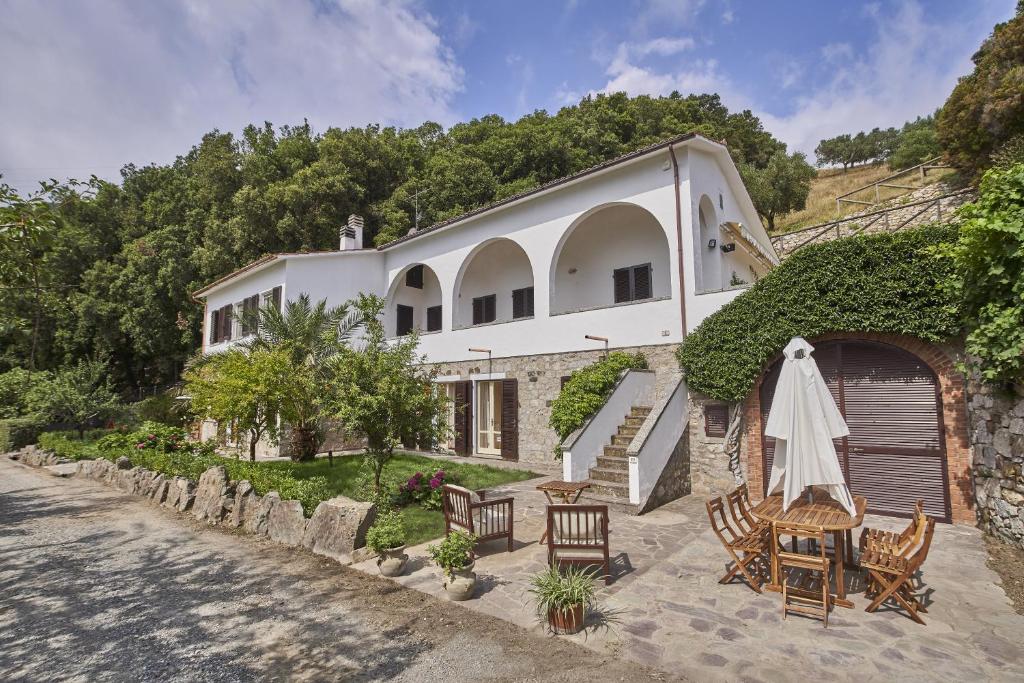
764, 337, 856, 516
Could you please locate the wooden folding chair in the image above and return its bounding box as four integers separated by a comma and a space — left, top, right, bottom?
546, 504, 611, 584
707, 496, 767, 593
772, 521, 833, 628
726, 484, 769, 537
861, 516, 936, 625
860, 499, 925, 558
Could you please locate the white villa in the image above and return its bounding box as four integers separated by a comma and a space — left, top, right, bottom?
193, 133, 778, 512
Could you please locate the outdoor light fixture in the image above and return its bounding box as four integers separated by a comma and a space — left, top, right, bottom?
707, 238, 717, 249
585, 334, 609, 359
721, 242, 736, 253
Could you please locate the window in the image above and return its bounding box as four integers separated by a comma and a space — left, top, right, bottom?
209, 303, 234, 344
613, 263, 653, 303
396, 304, 414, 336
240, 295, 259, 337
705, 403, 729, 438
472, 294, 496, 325
259, 286, 282, 313
406, 265, 424, 289
426, 305, 442, 332
209, 308, 220, 344
511, 286, 534, 319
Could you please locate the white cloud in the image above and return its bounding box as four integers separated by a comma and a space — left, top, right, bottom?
760, 0, 984, 157
632, 0, 707, 34
634, 37, 696, 57
0, 0, 463, 192
721, 9, 734, 25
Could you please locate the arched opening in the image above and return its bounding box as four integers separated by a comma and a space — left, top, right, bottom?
550, 203, 671, 315
758, 338, 953, 522
697, 195, 722, 291
385, 263, 442, 338
454, 238, 534, 328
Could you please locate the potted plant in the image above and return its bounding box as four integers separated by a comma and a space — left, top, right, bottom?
427, 530, 477, 600
365, 511, 408, 577
529, 565, 596, 635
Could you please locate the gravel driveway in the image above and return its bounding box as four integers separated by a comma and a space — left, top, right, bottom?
0, 458, 674, 682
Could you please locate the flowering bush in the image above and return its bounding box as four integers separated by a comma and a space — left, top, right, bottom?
397, 469, 454, 510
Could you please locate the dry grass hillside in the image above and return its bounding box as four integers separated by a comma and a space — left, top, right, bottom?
774, 163, 953, 233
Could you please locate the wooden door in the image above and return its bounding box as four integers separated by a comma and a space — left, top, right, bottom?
760, 340, 951, 522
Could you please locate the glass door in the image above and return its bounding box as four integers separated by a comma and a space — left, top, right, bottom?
476, 380, 503, 455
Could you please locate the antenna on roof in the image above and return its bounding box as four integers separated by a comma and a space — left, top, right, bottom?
410, 187, 428, 232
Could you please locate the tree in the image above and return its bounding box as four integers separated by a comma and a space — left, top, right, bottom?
185, 348, 292, 461
328, 295, 448, 492
242, 294, 361, 460
938, 5, 1024, 179
28, 360, 122, 438
740, 151, 816, 231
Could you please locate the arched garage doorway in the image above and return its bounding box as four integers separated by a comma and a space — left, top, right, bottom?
759, 339, 952, 523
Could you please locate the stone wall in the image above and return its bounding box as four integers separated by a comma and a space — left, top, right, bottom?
639, 430, 692, 512
687, 394, 740, 495
967, 373, 1024, 548
426, 342, 681, 466
771, 184, 975, 258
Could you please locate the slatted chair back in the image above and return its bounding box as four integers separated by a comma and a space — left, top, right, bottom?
547, 504, 611, 584
707, 496, 742, 546
726, 485, 761, 535
442, 485, 475, 534
773, 521, 832, 628
906, 516, 936, 574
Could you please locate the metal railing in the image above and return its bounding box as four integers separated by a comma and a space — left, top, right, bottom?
836, 157, 950, 211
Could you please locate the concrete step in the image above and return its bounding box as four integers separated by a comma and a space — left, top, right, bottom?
588, 467, 629, 485
617, 424, 640, 437
623, 416, 646, 428
603, 445, 626, 457
596, 454, 628, 471
579, 490, 640, 515
630, 405, 653, 418
610, 434, 633, 447
586, 479, 630, 499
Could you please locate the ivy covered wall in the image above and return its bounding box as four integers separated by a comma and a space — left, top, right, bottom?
677, 225, 963, 402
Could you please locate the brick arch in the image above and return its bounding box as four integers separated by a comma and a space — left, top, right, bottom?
740, 332, 973, 524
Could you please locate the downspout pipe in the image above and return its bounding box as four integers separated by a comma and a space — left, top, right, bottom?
668, 144, 688, 339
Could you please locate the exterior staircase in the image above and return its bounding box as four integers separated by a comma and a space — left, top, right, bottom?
582, 405, 651, 514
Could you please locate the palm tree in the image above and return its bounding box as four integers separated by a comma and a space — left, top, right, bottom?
240, 293, 364, 461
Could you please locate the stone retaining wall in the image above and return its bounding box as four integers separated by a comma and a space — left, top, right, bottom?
6, 447, 377, 564
967, 372, 1024, 549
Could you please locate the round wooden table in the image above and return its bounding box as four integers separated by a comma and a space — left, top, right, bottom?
751, 490, 867, 608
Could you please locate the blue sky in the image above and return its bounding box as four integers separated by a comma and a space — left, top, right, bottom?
0, 0, 1016, 192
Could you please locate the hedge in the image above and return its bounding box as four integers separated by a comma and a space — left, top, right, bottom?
38, 426, 330, 516
549, 351, 649, 455
677, 225, 963, 402
0, 417, 46, 453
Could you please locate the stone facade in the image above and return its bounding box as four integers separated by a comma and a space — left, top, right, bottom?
426, 342, 682, 466
771, 184, 975, 258
687, 394, 739, 495
966, 371, 1024, 548
639, 430, 692, 513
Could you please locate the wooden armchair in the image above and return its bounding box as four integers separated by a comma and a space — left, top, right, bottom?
707, 496, 768, 593
860, 499, 925, 558
442, 484, 514, 552
772, 521, 833, 628
861, 516, 936, 624
546, 504, 612, 584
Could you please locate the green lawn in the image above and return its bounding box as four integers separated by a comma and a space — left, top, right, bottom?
261, 453, 540, 546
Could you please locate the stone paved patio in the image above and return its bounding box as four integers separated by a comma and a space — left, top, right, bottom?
353, 475, 1024, 681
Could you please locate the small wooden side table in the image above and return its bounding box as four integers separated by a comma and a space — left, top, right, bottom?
537, 479, 591, 543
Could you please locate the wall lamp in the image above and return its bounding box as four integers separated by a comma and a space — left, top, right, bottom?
584, 334, 609, 359
707, 238, 717, 249
721, 242, 736, 253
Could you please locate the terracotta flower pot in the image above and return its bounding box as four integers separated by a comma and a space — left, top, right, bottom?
443, 561, 476, 601
377, 545, 408, 577
548, 604, 585, 634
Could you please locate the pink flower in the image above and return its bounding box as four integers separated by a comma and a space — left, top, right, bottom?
429, 477, 441, 489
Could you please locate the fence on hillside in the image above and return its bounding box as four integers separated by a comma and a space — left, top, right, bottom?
771, 187, 975, 257
835, 156, 951, 211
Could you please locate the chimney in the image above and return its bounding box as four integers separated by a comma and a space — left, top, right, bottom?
340, 214, 364, 250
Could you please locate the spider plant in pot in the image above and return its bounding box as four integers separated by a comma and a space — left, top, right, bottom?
529, 565, 597, 635
365, 511, 408, 577
427, 530, 477, 600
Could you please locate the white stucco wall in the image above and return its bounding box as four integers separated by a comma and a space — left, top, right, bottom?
454, 238, 534, 328
388, 263, 442, 335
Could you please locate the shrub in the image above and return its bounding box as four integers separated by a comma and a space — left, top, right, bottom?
0, 368, 49, 419
130, 421, 187, 453
427, 530, 476, 579
396, 469, 454, 510
131, 394, 191, 427
548, 352, 648, 455
365, 510, 407, 552
677, 225, 962, 402
0, 416, 46, 452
